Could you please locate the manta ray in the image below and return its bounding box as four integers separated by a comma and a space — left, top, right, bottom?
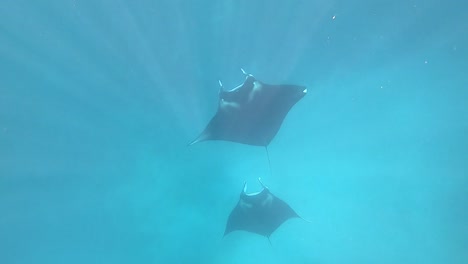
190, 69, 307, 146
224, 178, 306, 242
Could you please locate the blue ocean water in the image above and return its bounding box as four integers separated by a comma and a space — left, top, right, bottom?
1, 0, 467, 263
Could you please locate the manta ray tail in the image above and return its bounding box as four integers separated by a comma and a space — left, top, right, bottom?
265, 146, 272, 178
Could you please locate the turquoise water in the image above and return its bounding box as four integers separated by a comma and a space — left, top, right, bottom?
1, 0, 467, 263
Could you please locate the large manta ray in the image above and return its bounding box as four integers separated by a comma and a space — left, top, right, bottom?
224, 178, 305, 241
190, 69, 307, 146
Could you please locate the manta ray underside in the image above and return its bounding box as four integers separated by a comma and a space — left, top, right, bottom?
190, 69, 307, 146
224, 178, 305, 240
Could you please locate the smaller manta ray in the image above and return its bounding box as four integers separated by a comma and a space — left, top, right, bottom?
190, 69, 307, 146
224, 178, 305, 241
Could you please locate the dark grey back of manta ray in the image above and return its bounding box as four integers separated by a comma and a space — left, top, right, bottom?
224, 182, 300, 238
190, 72, 307, 146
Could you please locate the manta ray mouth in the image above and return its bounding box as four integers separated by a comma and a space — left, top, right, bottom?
245, 191, 262, 196
303, 88, 307, 94
243, 183, 262, 196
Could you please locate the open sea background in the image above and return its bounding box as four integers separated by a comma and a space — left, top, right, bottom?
1, 0, 467, 263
